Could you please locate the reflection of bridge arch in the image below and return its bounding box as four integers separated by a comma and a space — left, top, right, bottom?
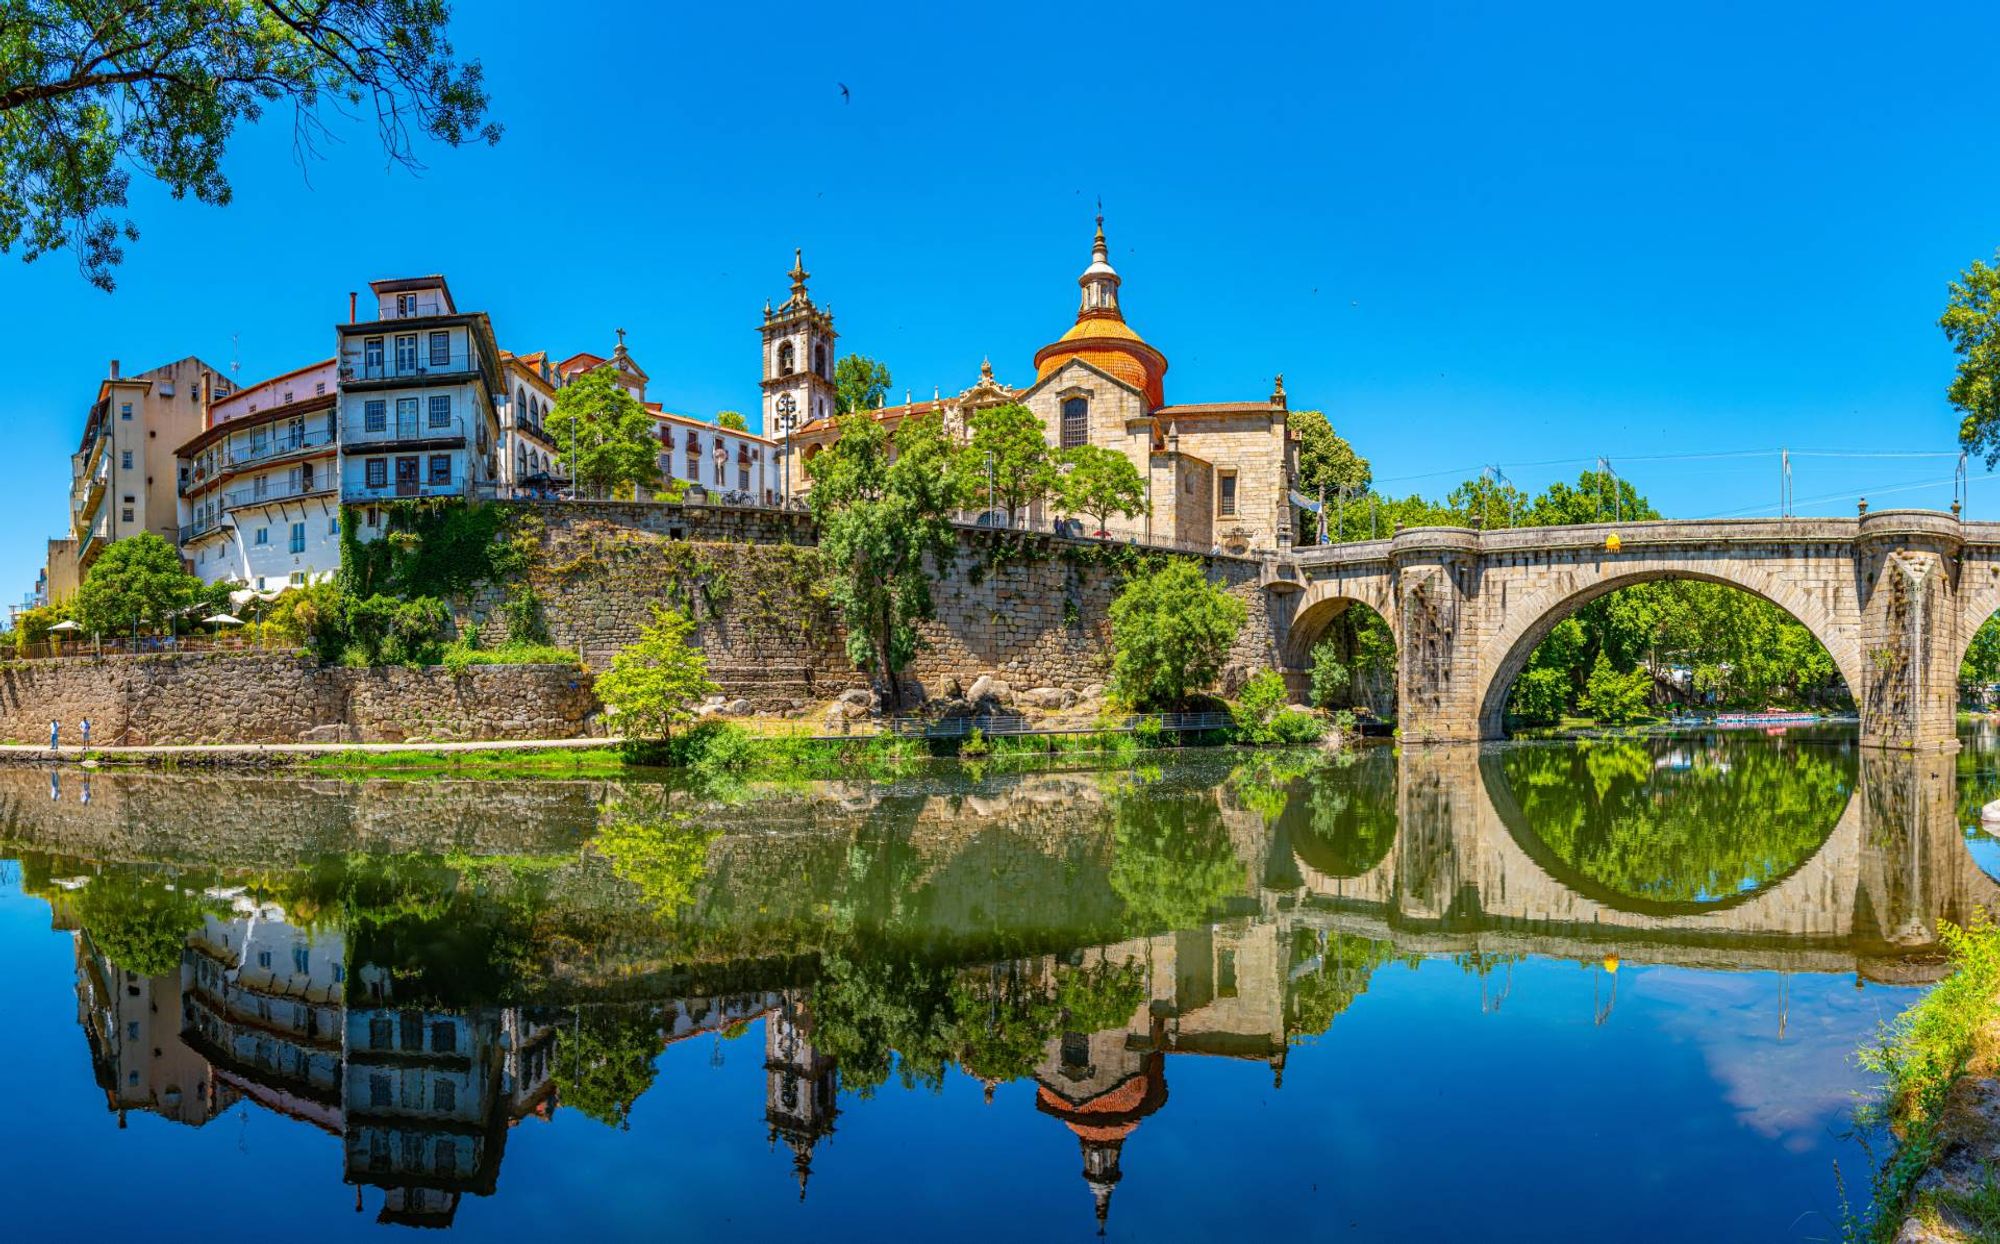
1282, 746, 2000, 951
1473, 565, 1864, 740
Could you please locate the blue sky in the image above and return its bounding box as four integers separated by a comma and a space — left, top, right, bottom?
10, 1, 2000, 596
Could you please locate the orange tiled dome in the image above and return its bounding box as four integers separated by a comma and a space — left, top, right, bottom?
1032, 217, 1168, 407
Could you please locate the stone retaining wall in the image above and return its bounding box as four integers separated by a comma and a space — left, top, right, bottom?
478, 503, 1277, 708
0, 653, 595, 746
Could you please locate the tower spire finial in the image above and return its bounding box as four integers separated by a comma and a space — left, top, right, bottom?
788, 248, 810, 300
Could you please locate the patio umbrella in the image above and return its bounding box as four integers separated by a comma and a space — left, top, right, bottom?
46, 620, 81, 633
202, 613, 245, 627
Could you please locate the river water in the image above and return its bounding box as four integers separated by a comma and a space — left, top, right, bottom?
0, 728, 1994, 1241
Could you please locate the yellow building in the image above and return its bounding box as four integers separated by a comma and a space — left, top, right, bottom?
66, 356, 231, 576
773, 219, 1300, 553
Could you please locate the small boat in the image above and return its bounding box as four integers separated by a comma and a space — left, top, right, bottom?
1713, 711, 1823, 728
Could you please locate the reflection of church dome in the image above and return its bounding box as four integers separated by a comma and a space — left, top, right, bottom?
1032, 216, 1168, 407
1035, 1051, 1169, 1234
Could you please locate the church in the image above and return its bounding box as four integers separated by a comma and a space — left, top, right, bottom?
766, 218, 1301, 554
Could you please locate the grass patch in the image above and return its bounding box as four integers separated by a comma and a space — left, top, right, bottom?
440, 641, 582, 674
1910, 1167, 2000, 1241
1853, 915, 2000, 1241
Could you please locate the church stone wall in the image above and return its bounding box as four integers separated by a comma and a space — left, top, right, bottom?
1169, 413, 1291, 553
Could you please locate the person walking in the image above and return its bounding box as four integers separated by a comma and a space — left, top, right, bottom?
80, 717, 90, 749
48, 719, 58, 751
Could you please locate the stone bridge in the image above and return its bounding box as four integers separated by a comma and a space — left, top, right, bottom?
1267, 509, 2000, 747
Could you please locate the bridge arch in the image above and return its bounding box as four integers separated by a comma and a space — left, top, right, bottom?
1472, 563, 1865, 738
1282, 576, 1398, 668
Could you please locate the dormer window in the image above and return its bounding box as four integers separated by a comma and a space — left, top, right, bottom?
396, 293, 417, 317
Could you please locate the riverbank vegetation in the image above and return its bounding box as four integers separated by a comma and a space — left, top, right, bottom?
1853, 915, 2000, 1241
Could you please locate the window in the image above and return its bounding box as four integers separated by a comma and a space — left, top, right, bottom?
120, 450, 133, 469
250, 427, 267, 454
300, 461, 314, 491
121, 507, 134, 523
365, 459, 387, 488
396, 397, 418, 437
364, 338, 383, 373
515, 386, 526, 423
257, 949, 272, 968
400, 1010, 423, 1052
293, 946, 310, 973
364, 400, 386, 433
396, 292, 417, 317
433, 1078, 456, 1112
255, 527, 269, 546
394, 335, 417, 374
434, 1139, 458, 1174
396, 457, 419, 488
428, 455, 451, 485
365, 506, 380, 527
427, 394, 450, 428
325, 411, 336, 438
814, 341, 829, 379
128, 1021, 140, 1040
289, 522, 305, 554
777, 341, 795, 375
427, 331, 450, 366
369, 1073, 391, 1108
430, 1020, 455, 1053
1060, 397, 1088, 449
315, 381, 326, 396
120, 402, 132, 420
288, 571, 304, 587
283, 390, 294, 405
252, 474, 267, 499
329, 515, 339, 536
1218, 471, 1238, 518
740, 466, 750, 491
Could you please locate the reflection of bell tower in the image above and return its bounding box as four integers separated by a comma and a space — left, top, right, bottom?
760, 249, 839, 445
765, 991, 838, 1199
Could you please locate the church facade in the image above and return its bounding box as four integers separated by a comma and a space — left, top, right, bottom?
769, 220, 1300, 554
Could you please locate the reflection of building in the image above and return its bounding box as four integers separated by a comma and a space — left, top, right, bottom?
181, 898, 346, 1129
765, 992, 838, 1198
74, 933, 230, 1128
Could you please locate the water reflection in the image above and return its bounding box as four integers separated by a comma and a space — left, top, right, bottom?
4, 735, 1991, 1235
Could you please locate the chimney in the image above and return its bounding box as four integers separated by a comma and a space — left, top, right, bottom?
348, 291, 357, 323
109, 359, 120, 380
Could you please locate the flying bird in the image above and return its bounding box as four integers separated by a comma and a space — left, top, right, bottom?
838, 83, 850, 103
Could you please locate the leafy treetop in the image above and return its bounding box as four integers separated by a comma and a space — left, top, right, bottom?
545, 365, 662, 499
1942, 251, 2000, 466
715, 410, 747, 431
1107, 557, 1246, 708
834, 354, 891, 414
1292, 410, 1372, 499
1, 0, 498, 291
595, 608, 718, 742
1058, 443, 1148, 533
74, 532, 219, 635
957, 402, 1056, 522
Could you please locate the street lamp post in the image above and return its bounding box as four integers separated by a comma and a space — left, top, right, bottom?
775, 392, 799, 507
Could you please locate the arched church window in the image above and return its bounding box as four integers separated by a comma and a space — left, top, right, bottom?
1061, 397, 1088, 449
777, 342, 795, 376
515, 386, 525, 424
814, 342, 829, 379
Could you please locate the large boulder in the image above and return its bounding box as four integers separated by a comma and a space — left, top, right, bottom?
967, 675, 1013, 708
1019, 687, 1077, 711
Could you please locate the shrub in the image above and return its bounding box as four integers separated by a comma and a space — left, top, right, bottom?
502, 585, 550, 645
595, 608, 719, 742
1132, 715, 1165, 749
1578, 652, 1652, 724
1108, 558, 1246, 708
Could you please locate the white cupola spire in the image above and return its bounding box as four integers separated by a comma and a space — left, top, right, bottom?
1078, 213, 1121, 316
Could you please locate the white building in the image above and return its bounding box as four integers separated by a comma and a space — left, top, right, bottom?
499, 350, 564, 497
176, 358, 342, 590
335, 276, 504, 527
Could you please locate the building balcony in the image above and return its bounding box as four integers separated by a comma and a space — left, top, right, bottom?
345, 478, 496, 504
183, 430, 337, 495
180, 477, 336, 542
338, 351, 478, 388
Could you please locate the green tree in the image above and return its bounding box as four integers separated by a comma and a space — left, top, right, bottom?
1, 1, 497, 291
1292, 410, 1372, 500
1525, 469, 1660, 527
595, 608, 718, 741
808, 410, 962, 706
72, 871, 211, 977
1445, 474, 1530, 529
715, 410, 747, 431
958, 402, 1056, 524
1964, 615, 2000, 691
1309, 640, 1352, 709
1107, 558, 1246, 708
1058, 443, 1148, 533
545, 365, 661, 499
553, 1004, 664, 1129
74, 533, 214, 635
1942, 251, 2000, 465
1577, 651, 1652, 724
834, 354, 891, 414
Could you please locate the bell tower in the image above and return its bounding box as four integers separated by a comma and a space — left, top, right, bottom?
760, 249, 840, 441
